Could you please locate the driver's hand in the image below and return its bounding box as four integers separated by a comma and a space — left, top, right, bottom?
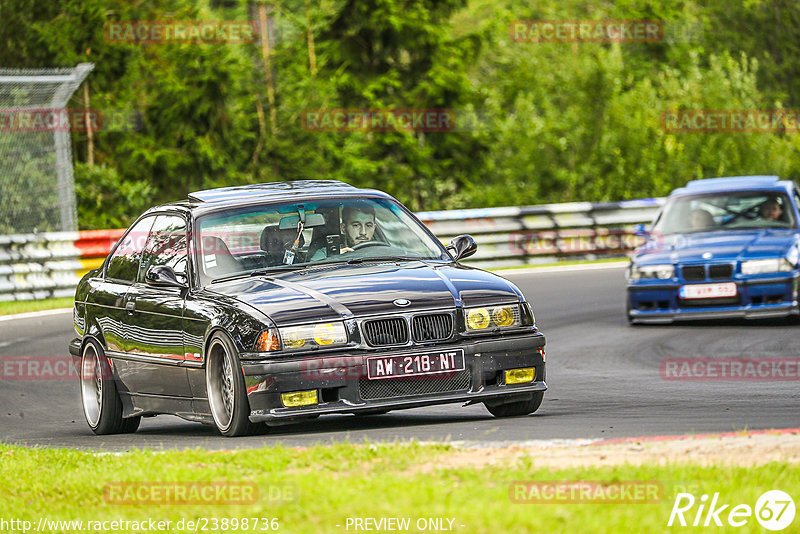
340, 247, 354, 253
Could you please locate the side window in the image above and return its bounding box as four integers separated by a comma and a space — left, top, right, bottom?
106, 217, 155, 282
794, 190, 800, 220
139, 214, 188, 283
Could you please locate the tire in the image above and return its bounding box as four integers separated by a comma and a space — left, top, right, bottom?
206, 332, 255, 437
80, 339, 126, 435
121, 416, 141, 433
625, 299, 636, 326
484, 391, 544, 418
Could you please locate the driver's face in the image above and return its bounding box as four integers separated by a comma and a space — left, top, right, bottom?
341, 210, 376, 246
761, 202, 781, 221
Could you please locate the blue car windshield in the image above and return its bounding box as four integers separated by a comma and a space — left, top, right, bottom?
653, 191, 796, 235
195, 197, 450, 283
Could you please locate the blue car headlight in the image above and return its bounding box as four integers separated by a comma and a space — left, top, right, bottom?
740, 258, 793, 275
629, 264, 674, 280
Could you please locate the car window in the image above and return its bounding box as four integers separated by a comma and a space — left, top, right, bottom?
138, 214, 188, 284
654, 191, 797, 235
195, 198, 449, 283
106, 216, 156, 282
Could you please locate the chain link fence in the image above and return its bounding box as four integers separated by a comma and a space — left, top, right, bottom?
0, 63, 93, 234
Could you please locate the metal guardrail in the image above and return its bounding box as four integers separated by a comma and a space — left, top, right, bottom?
0, 199, 665, 301
0, 230, 123, 301
419, 198, 664, 268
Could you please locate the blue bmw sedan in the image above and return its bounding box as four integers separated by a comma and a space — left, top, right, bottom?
627, 176, 800, 324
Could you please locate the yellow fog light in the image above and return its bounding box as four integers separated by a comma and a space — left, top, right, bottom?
466, 308, 491, 330
492, 306, 515, 327
280, 390, 318, 407
505, 368, 535, 385
313, 323, 339, 345
282, 331, 306, 349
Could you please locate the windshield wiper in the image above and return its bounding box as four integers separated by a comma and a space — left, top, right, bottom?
249, 265, 307, 276
210, 266, 305, 283
346, 256, 422, 264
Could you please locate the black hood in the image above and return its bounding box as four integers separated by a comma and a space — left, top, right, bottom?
207, 261, 524, 326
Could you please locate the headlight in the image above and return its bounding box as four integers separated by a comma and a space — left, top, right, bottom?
465, 305, 521, 332
741, 258, 793, 275
277, 322, 348, 351
629, 264, 674, 280
255, 329, 280, 352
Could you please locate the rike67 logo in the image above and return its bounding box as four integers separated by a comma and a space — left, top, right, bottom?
668, 490, 795, 531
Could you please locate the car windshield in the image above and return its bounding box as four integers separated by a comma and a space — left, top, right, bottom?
195, 197, 450, 283
652, 191, 797, 235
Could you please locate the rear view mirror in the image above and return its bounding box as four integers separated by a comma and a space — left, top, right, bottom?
279, 213, 325, 230
447, 235, 477, 261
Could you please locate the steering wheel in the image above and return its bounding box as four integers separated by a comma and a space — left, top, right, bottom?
721, 204, 760, 226
351, 240, 387, 251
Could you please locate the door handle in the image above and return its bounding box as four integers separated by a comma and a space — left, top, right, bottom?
125, 301, 135, 313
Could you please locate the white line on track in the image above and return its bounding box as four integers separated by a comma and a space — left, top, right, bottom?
439, 438, 602, 449
498, 261, 629, 276
0, 307, 73, 322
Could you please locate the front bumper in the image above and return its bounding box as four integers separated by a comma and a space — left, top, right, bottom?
628, 273, 800, 323
241, 332, 546, 423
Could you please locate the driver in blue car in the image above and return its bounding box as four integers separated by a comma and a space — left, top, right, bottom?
759, 197, 782, 221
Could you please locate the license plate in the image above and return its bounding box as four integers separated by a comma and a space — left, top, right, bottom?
367, 349, 465, 379
679, 282, 737, 299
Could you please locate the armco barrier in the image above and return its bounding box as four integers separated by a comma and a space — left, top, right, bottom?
0, 229, 124, 301
0, 199, 664, 301
419, 198, 664, 268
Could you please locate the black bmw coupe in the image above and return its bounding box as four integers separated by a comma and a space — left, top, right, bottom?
69, 181, 547, 436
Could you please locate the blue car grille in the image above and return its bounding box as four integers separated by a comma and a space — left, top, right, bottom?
708, 264, 734, 279
682, 265, 705, 281
680, 264, 734, 281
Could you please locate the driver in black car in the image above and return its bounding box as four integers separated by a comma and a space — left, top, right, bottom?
309, 204, 379, 260
340, 204, 376, 253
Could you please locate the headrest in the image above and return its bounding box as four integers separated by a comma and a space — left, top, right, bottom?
261, 225, 304, 253
201, 236, 232, 257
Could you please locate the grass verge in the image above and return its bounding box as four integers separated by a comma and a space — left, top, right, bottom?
0, 297, 73, 316
0, 442, 796, 533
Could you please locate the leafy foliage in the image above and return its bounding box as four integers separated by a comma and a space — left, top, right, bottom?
2, 0, 800, 228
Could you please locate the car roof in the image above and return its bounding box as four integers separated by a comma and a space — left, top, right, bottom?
670, 175, 794, 196
147, 180, 393, 217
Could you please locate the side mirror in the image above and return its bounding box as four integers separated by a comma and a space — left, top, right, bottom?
447, 234, 478, 261
145, 265, 186, 288
633, 223, 650, 237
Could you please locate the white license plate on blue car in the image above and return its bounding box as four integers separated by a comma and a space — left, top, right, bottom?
679, 282, 737, 299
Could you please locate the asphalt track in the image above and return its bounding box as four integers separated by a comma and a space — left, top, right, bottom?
1, 264, 799, 451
